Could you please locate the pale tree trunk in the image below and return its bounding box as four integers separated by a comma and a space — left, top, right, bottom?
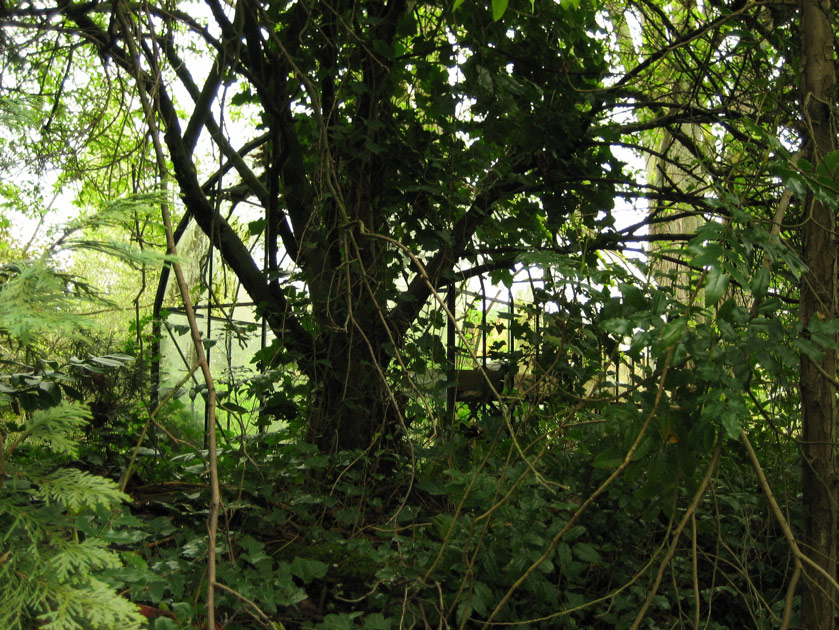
647, 123, 707, 302
634, 6, 713, 301
799, 0, 838, 625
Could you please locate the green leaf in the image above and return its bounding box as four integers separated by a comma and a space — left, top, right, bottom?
492, 0, 508, 20
489, 267, 514, 288
757, 297, 783, 315
793, 337, 824, 361
717, 318, 736, 340
470, 581, 494, 617
810, 331, 838, 350
601, 317, 632, 336
619, 283, 648, 310
364, 613, 393, 630
797, 157, 814, 173
289, 556, 328, 583
452, 0, 466, 10
818, 150, 839, 179
721, 410, 740, 440
749, 267, 770, 299
220, 402, 249, 414
785, 172, 807, 198
809, 317, 839, 335
557, 542, 573, 569
592, 448, 624, 469
660, 318, 687, 348
25, 401, 91, 456
321, 612, 363, 630
769, 160, 806, 193
36, 468, 130, 511
433, 513, 454, 537
248, 218, 266, 235
573, 542, 602, 563
90, 356, 127, 367
689, 242, 724, 268
705, 267, 730, 306
755, 350, 780, 377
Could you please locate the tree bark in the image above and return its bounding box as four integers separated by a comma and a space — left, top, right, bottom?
799, 0, 838, 625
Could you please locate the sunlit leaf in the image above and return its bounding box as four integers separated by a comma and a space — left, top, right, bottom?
705, 267, 730, 306
492, 0, 508, 20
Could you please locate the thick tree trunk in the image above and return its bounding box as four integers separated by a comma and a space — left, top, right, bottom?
799, 0, 838, 625
301, 252, 405, 453
304, 328, 401, 453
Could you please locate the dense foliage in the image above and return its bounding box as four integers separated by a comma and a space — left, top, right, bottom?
0, 0, 837, 628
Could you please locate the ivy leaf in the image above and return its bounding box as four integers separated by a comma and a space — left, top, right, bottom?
489, 267, 514, 288
363, 613, 392, 630
248, 218, 266, 235
289, 557, 328, 583
705, 267, 730, 306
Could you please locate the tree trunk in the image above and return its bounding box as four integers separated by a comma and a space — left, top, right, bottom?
300, 241, 405, 453
799, 0, 838, 625
304, 327, 401, 453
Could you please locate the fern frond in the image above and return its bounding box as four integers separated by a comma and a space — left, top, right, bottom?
64, 238, 178, 266
35, 468, 129, 511
0, 490, 140, 630
22, 400, 92, 457
54, 191, 177, 267
48, 537, 121, 581
66, 191, 168, 232
34, 576, 145, 630
0, 261, 97, 345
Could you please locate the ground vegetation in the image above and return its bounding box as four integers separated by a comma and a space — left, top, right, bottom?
0, 0, 836, 628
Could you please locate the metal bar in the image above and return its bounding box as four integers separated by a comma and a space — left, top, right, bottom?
446, 283, 456, 422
